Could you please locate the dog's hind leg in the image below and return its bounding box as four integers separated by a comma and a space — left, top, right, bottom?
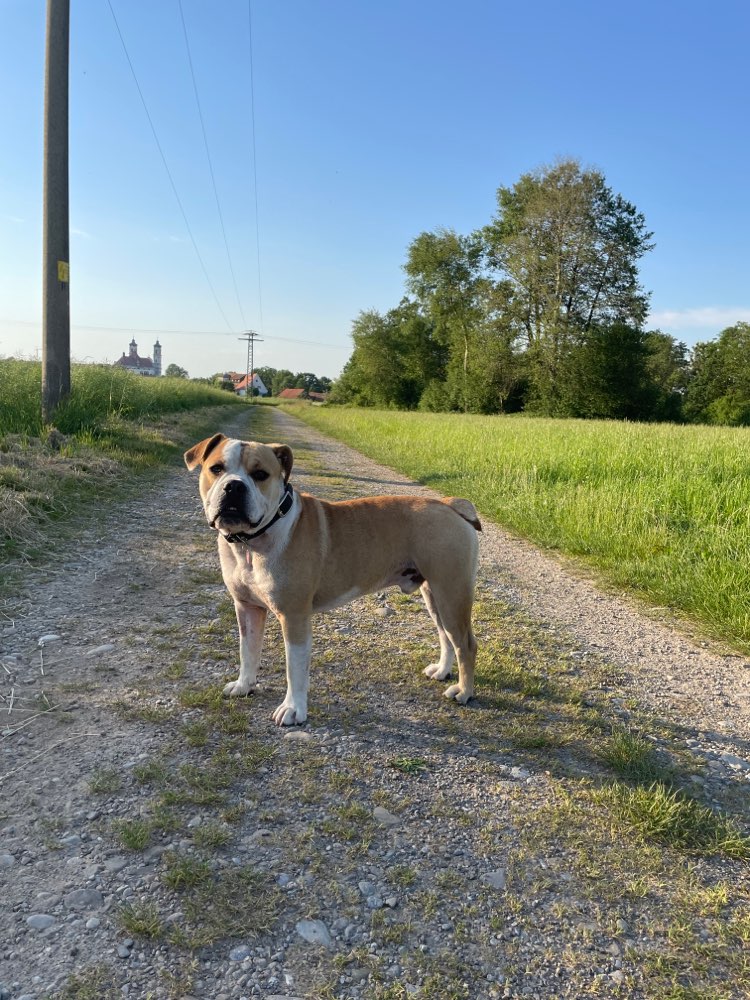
224, 602, 267, 697
421, 582, 455, 681
443, 624, 477, 705
423, 581, 476, 705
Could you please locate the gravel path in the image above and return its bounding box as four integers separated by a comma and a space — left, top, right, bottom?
1, 406, 748, 1000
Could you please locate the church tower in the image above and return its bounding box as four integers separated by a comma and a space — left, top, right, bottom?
153, 340, 162, 376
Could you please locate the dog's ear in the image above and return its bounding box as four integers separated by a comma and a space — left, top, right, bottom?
270, 444, 293, 483
184, 433, 226, 471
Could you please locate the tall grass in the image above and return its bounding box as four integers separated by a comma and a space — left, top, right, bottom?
285, 407, 750, 651
0, 359, 238, 436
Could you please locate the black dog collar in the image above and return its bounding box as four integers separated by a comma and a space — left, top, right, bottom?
223, 483, 294, 545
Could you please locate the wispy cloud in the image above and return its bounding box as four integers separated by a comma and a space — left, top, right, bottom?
648, 306, 750, 332
3, 214, 25, 224
70, 226, 92, 239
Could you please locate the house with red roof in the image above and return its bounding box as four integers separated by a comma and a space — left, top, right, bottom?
224, 371, 268, 396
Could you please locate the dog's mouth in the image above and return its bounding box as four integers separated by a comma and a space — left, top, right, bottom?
210, 506, 263, 532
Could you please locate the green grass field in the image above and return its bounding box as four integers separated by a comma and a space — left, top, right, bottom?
284, 406, 750, 652
0, 359, 238, 436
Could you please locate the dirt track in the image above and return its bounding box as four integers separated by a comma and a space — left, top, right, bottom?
1, 407, 748, 1000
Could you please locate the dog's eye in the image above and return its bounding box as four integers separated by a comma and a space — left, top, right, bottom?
251, 469, 269, 482
209, 463, 224, 475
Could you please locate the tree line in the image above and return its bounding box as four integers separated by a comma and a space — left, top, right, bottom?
331, 158, 749, 425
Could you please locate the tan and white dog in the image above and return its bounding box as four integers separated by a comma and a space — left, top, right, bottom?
185, 433, 481, 726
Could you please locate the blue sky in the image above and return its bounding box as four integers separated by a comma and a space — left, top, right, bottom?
2, 0, 749, 380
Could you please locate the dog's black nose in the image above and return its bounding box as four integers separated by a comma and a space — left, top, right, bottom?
223, 479, 246, 496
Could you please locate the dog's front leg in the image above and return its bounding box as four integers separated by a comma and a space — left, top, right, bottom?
224, 602, 267, 697
272, 614, 312, 726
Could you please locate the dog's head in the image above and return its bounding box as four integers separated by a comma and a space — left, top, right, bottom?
184, 434, 293, 537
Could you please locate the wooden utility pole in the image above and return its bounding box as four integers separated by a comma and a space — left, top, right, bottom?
42, 0, 71, 422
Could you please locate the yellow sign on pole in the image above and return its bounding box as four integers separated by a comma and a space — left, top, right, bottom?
57, 260, 70, 283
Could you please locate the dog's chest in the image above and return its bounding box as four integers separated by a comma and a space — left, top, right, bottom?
226, 548, 280, 609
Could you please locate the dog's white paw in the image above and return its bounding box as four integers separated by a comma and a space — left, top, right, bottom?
223, 679, 255, 698
272, 701, 307, 727
444, 684, 472, 705
424, 662, 452, 681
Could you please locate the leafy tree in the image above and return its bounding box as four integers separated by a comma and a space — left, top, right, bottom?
330, 301, 443, 408
560, 323, 657, 419
271, 369, 296, 395
643, 331, 690, 421
165, 363, 188, 378
684, 322, 750, 424
295, 372, 325, 392
328, 308, 412, 408
483, 158, 653, 413
404, 229, 486, 412
328, 356, 364, 404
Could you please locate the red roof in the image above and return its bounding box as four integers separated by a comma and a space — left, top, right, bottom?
277, 387, 305, 399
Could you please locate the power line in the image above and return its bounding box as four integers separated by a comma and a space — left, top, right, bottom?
106, 0, 235, 333
1, 318, 344, 350
178, 0, 246, 330
247, 0, 264, 335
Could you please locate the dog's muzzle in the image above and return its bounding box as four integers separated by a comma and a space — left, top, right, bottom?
223, 483, 294, 544
210, 478, 259, 529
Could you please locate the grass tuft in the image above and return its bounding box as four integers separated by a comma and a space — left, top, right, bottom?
56, 965, 120, 999
600, 728, 666, 782
601, 781, 750, 858
192, 821, 231, 851
119, 900, 164, 938
88, 768, 122, 795
161, 852, 213, 890
389, 756, 428, 775
113, 818, 151, 851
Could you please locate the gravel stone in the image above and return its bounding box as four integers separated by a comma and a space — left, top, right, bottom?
229, 945, 252, 962
26, 915, 56, 931
86, 644, 115, 657
295, 920, 334, 949
481, 869, 507, 890
63, 888, 104, 910
373, 806, 400, 827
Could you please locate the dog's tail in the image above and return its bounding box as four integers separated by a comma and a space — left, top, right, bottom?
447, 497, 482, 532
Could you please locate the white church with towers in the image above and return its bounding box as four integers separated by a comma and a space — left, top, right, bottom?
113, 338, 162, 377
